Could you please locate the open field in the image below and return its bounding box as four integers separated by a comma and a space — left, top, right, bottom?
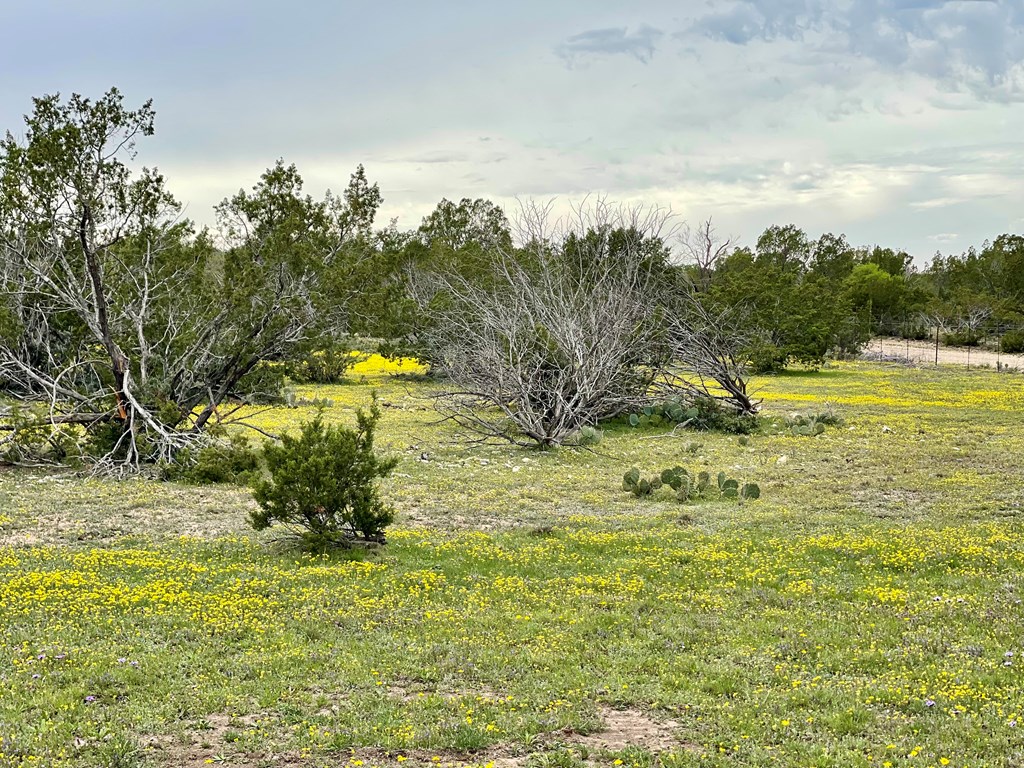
1, 359, 1023, 767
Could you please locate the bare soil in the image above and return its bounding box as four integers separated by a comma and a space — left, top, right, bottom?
863, 337, 1024, 369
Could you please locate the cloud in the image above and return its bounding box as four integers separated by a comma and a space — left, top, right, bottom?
681, 0, 1024, 102
555, 24, 664, 64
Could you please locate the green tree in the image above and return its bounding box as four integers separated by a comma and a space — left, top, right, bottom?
0, 89, 362, 468
844, 263, 913, 330
707, 227, 863, 370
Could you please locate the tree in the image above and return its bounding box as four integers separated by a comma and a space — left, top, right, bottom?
707, 229, 860, 371
426, 201, 756, 447
0, 89, 189, 464
419, 197, 512, 252
844, 262, 925, 335
675, 218, 734, 291
362, 198, 517, 365
807, 232, 856, 283
863, 246, 912, 277
332, 163, 381, 242
755, 224, 812, 271
923, 236, 1024, 325
0, 89, 358, 469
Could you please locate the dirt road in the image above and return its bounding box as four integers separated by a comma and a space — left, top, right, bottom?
863, 337, 1024, 369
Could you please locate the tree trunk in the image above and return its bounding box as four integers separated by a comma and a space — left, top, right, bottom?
80, 204, 132, 423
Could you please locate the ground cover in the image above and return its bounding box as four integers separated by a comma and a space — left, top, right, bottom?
1, 359, 1022, 767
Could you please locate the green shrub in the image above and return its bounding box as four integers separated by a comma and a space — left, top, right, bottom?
943, 330, 981, 347
166, 435, 262, 485
250, 401, 397, 549
286, 345, 363, 384
1001, 330, 1024, 354
746, 340, 789, 373
623, 396, 758, 435
0, 403, 82, 465
898, 324, 931, 341
686, 396, 760, 434
236, 362, 287, 405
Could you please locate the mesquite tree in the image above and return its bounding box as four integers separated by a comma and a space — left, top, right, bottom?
425, 201, 758, 448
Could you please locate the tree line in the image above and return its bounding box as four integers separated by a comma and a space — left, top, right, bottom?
1, 89, 1020, 466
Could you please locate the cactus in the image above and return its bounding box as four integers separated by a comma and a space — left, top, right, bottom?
621, 466, 762, 503
784, 411, 833, 437
660, 466, 688, 491
622, 467, 662, 497
622, 467, 641, 492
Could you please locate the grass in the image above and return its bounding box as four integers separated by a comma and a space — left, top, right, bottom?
1, 359, 1023, 767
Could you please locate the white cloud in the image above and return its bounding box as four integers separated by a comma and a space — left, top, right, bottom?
4, 0, 1022, 261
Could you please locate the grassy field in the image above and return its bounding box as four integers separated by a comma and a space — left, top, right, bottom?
1, 358, 1023, 767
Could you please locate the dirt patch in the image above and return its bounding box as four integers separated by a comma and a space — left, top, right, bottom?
570, 705, 696, 754
142, 712, 299, 768
865, 337, 1024, 369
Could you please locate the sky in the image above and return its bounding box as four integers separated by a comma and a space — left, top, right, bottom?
2, 0, 1023, 262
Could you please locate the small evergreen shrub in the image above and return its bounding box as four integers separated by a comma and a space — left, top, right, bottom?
943, 330, 981, 347
746, 340, 789, 373
622, 396, 758, 435
0, 404, 82, 465
167, 435, 262, 485
285, 345, 363, 384
1001, 330, 1024, 354
236, 362, 287, 405
686, 396, 760, 434
249, 401, 397, 549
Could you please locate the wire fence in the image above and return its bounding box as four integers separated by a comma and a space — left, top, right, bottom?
859, 320, 1024, 370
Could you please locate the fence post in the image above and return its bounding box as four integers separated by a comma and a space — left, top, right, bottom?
934, 325, 940, 367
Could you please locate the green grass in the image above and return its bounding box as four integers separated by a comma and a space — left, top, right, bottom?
1, 361, 1023, 767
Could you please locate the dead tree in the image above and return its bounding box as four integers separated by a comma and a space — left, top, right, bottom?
425, 200, 755, 447
676, 218, 734, 291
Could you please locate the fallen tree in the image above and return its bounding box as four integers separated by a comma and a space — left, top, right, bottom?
0, 89, 362, 470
